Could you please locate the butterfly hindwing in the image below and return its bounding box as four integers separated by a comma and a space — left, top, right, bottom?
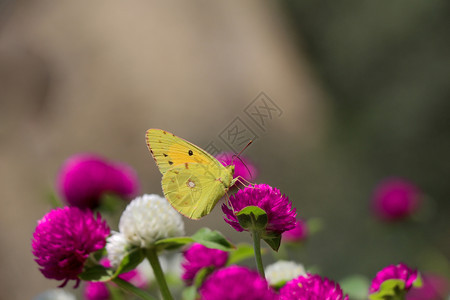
161, 163, 227, 219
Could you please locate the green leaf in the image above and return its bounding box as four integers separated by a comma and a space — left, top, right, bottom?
227, 243, 255, 265
262, 232, 282, 251
182, 286, 198, 300
80, 247, 146, 282
79, 265, 113, 281
92, 248, 107, 262
154, 236, 194, 251
112, 277, 157, 300
369, 279, 406, 300
192, 228, 235, 251
236, 206, 268, 230
113, 247, 145, 278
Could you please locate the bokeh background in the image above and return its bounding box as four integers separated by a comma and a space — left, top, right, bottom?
1, 1, 449, 299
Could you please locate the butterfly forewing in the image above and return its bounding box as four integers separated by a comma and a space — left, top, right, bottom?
146, 129, 220, 175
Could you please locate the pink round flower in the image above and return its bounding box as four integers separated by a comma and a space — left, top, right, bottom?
369, 263, 419, 295
371, 177, 421, 221
279, 273, 349, 300
215, 152, 258, 182
32, 207, 110, 287
57, 154, 140, 209
84, 282, 110, 300
222, 184, 296, 234
199, 266, 277, 300
181, 243, 229, 285
407, 273, 450, 300
282, 219, 308, 242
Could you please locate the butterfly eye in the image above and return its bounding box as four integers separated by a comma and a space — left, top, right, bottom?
188, 150, 193, 156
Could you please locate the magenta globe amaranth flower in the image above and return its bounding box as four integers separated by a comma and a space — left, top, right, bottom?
215, 152, 258, 182
182, 243, 228, 284
84, 282, 110, 300
282, 218, 308, 242
369, 263, 419, 296
279, 273, 349, 300
371, 177, 421, 221
57, 154, 140, 208
32, 207, 110, 287
199, 266, 277, 300
222, 184, 296, 234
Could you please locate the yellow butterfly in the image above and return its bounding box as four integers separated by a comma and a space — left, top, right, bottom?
146, 129, 237, 219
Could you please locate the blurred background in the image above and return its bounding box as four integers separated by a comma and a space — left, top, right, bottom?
0, 0, 449, 299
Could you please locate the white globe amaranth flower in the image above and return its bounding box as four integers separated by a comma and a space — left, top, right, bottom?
34, 289, 76, 300
265, 260, 306, 286
119, 194, 185, 248
106, 231, 130, 267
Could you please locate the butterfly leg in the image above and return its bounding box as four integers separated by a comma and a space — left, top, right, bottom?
233, 176, 256, 188
224, 190, 238, 213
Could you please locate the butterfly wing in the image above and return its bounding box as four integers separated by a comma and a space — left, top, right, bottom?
146, 128, 235, 219
161, 163, 230, 219
146, 128, 221, 175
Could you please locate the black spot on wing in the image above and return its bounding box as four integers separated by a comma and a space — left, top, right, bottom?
169, 161, 173, 165
188, 150, 193, 156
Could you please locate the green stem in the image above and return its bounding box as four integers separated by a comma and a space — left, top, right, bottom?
112, 277, 156, 300
252, 229, 265, 278
146, 248, 174, 300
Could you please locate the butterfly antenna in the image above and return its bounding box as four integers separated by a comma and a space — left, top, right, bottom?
231, 140, 254, 179
231, 140, 253, 164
